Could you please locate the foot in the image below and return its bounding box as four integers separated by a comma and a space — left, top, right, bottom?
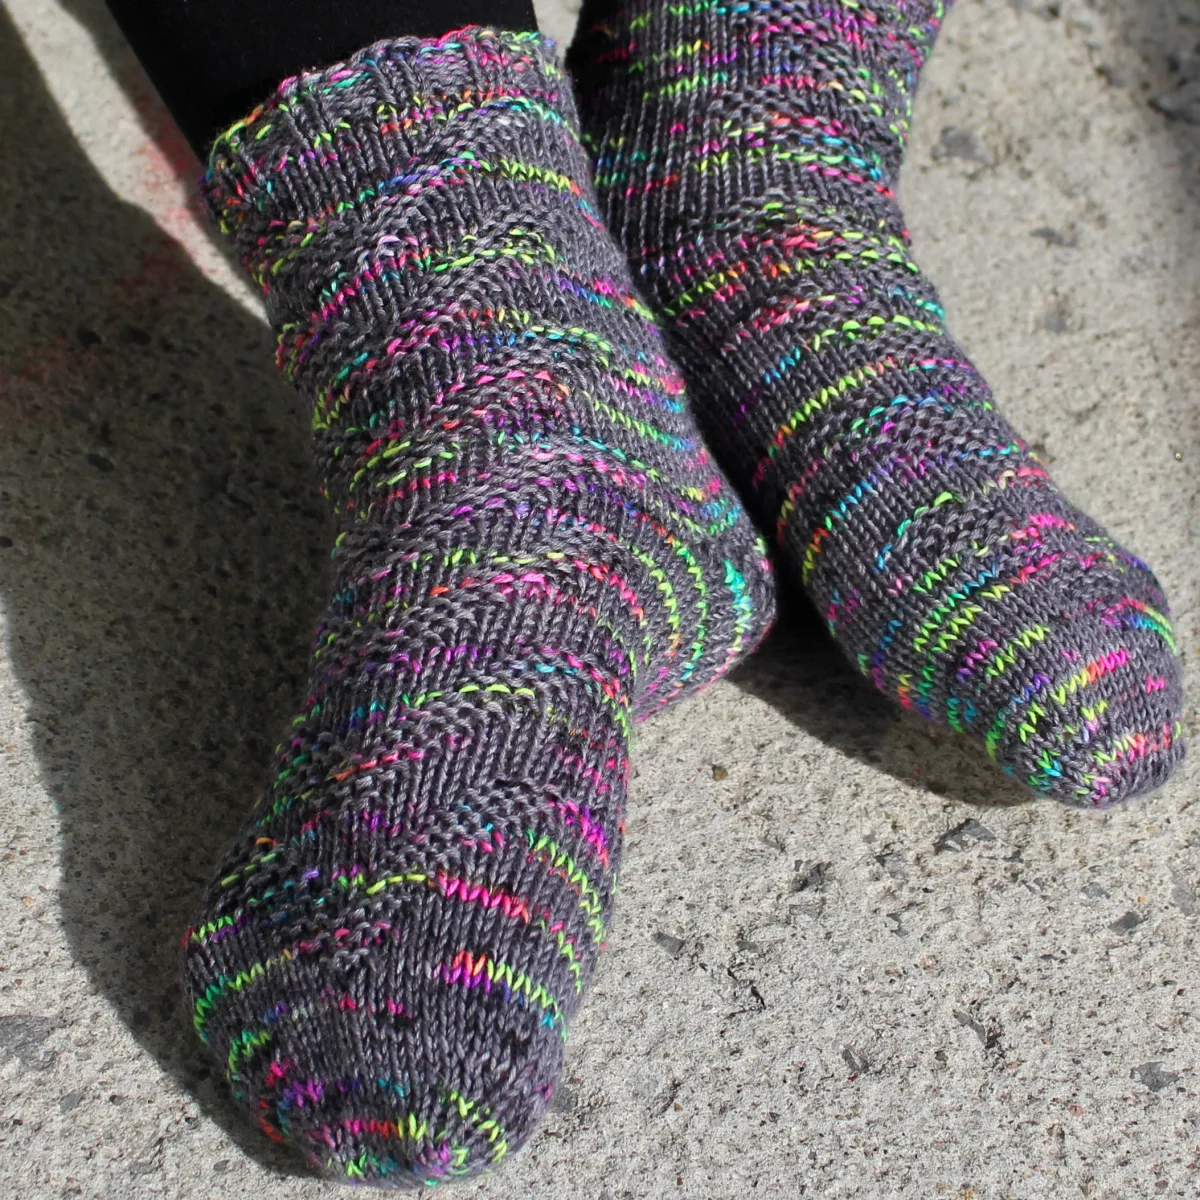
185, 28, 773, 1186
569, 0, 1184, 804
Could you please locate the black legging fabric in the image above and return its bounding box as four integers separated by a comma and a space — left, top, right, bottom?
106, 0, 540, 157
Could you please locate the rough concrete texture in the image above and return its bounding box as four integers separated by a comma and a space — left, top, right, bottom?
0, 0, 1197, 1196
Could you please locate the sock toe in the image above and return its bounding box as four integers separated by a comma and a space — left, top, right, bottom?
975, 553, 1184, 805
215, 973, 558, 1187
185, 790, 594, 1186
253, 959, 560, 1187
818, 471, 1187, 804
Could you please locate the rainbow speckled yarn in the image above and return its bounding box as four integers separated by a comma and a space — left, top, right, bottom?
184, 29, 774, 1187
569, 0, 1184, 803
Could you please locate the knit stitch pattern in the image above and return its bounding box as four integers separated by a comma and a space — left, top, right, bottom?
569, 0, 1184, 803
184, 29, 774, 1187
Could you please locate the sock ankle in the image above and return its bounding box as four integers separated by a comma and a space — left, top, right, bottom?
569, 0, 1184, 804
183, 27, 773, 1186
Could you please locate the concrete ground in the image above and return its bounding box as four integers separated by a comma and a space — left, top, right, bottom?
1, 0, 1198, 1195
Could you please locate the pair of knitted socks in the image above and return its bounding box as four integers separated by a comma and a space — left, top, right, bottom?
180, 2, 1184, 1187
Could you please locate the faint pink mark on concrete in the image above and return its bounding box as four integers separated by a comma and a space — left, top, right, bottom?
2, 228, 199, 429
0, 334, 99, 427
115, 231, 192, 302
117, 60, 210, 253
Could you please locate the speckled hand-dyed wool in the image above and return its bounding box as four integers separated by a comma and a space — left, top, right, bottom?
569, 0, 1184, 804
183, 29, 773, 1187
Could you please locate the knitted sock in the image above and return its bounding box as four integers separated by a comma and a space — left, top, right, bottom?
568, 0, 1184, 804
184, 29, 774, 1187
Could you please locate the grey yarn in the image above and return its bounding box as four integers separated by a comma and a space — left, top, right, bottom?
182, 28, 774, 1188
569, 0, 1185, 804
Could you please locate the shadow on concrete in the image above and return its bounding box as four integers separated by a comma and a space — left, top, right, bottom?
0, 6, 321, 1176
1104, 0, 1200, 205
728, 591, 1031, 809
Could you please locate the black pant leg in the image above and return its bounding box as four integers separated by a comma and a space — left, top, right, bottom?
105, 0, 540, 156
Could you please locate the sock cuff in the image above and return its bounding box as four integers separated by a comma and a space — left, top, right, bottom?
201, 27, 571, 274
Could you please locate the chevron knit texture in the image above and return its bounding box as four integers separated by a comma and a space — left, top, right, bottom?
569, 0, 1184, 804
184, 28, 774, 1188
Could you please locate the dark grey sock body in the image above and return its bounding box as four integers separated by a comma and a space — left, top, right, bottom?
183, 29, 774, 1187
569, 0, 1184, 804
